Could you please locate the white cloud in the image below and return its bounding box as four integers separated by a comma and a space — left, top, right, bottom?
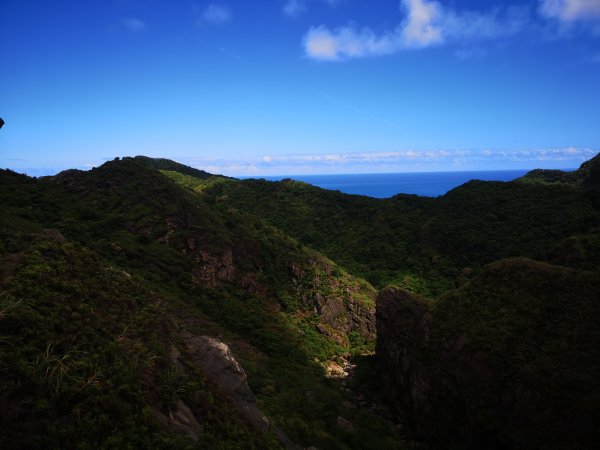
116, 17, 147, 32
539, 0, 600, 22
283, 0, 308, 17
400, 0, 444, 48
200, 4, 232, 25
303, 26, 397, 60
303, 0, 527, 61
283, 0, 340, 18
176, 148, 597, 176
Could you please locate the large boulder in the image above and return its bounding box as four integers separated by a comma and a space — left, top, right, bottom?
181, 334, 301, 449
183, 334, 269, 432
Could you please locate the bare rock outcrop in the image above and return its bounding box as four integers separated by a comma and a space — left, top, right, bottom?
151, 399, 203, 441
182, 334, 269, 432
193, 250, 236, 287
39, 228, 66, 243
289, 261, 377, 344
315, 293, 376, 342
178, 333, 301, 449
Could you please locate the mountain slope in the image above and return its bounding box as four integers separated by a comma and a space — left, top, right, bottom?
3, 154, 600, 449
423, 179, 600, 268
0, 237, 278, 449
0, 159, 403, 449
179, 161, 600, 296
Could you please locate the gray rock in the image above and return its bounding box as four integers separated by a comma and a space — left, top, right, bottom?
39, 228, 66, 243
184, 334, 269, 432
151, 399, 203, 441
336, 416, 355, 433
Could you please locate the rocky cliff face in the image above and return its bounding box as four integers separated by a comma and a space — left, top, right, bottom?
289, 260, 376, 345
375, 287, 431, 435
179, 239, 376, 345
376, 258, 600, 449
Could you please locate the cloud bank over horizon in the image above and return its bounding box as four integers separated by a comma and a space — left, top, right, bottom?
5, 148, 597, 178
176, 147, 598, 176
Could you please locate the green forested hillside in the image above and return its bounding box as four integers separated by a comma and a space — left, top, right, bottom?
1, 238, 275, 449
517, 152, 600, 190
167, 158, 600, 296
0, 159, 402, 449
133, 155, 227, 181
424, 180, 600, 267
2, 154, 599, 449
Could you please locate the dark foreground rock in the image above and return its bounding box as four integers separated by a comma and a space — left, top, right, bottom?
376, 287, 431, 435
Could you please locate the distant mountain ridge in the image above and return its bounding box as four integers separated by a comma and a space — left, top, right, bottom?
132, 155, 229, 180
517, 152, 600, 189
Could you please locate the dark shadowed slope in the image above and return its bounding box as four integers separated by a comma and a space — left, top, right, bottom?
377, 258, 600, 449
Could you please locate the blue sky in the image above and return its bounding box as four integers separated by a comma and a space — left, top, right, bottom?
1, 0, 599, 175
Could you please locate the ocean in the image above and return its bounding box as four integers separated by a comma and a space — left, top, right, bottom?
254, 170, 534, 198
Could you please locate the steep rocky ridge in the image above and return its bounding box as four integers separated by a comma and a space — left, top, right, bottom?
375, 287, 431, 435
181, 334, 270, 431
41, 158, 377, 347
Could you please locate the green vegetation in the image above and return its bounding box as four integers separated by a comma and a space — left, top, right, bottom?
517, 152, 600, 190
167, 158, 600, 295
2, 153, 599, 449
0, 159, 403, 449
0, 239, 275, 449
133, 155, 229, 181
424, 180, 599, 267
